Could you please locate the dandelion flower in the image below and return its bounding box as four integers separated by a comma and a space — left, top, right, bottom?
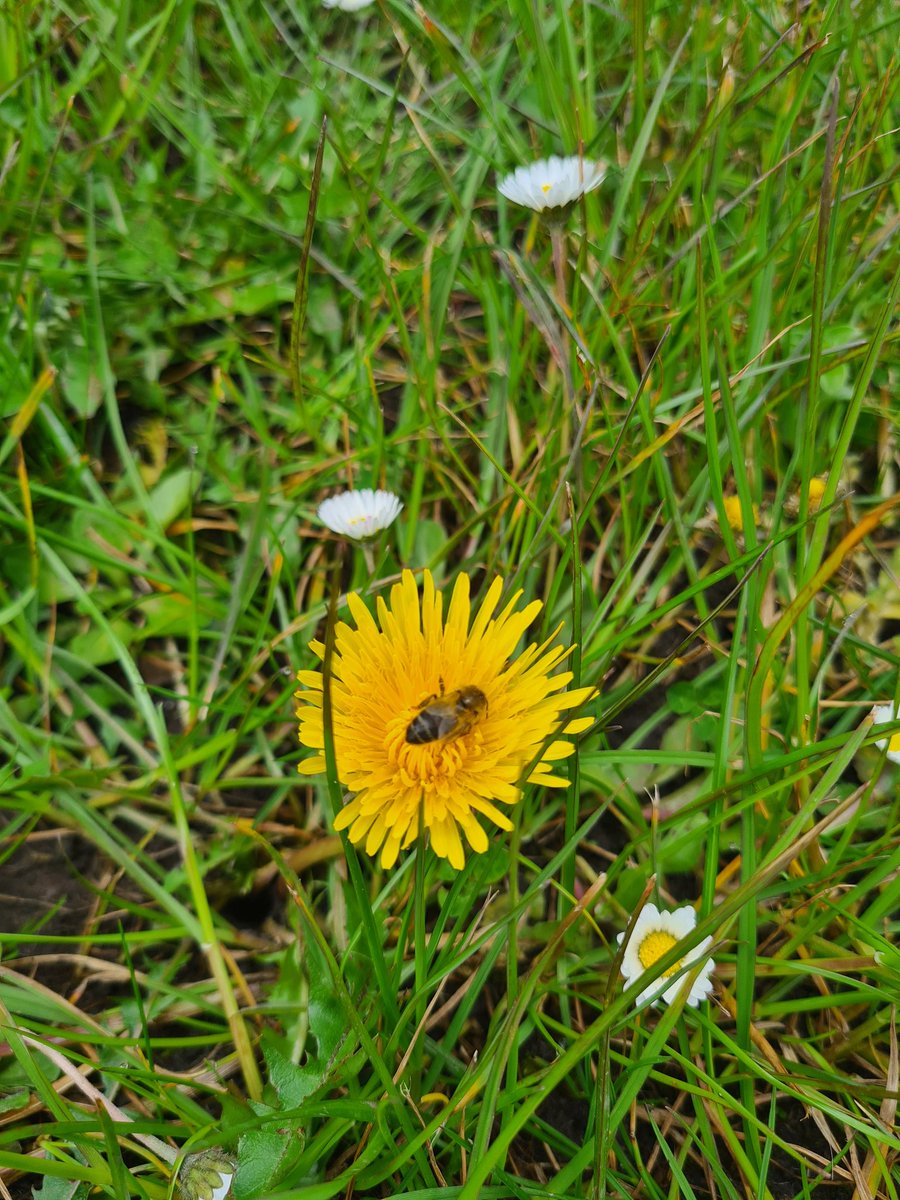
497, 155, 605, 213
322, 0, 375, 10
317, 488, 402, 540
617, 903, 714, 1008
295, 570, 594, 870
871, 702, 900, 764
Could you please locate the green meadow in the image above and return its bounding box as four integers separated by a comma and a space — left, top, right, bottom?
1, 2, 898, 1199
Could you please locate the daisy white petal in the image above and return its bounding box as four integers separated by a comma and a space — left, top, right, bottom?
617, 903, 715, 1009
317, 488, 402, 540
871, 702, 900, 764
497, 155, 605, 213
322, 0, 375, 10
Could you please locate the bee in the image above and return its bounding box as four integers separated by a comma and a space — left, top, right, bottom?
405, 682, 488, 745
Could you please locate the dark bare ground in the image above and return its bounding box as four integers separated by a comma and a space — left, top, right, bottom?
0, 827, 99, 983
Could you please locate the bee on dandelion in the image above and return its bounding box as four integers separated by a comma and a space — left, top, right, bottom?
405, 683, 488, 745
295, 570, 595, 870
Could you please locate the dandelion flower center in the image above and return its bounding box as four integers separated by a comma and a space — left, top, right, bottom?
637, 930, 680, 974
295, 570, 595, 871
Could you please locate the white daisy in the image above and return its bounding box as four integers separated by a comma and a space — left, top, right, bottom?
322, 0, 375, 10
871, 702, 900, 764
617, 903, 715, 1009
497, 155, 605, 213
316, 488, 402, 540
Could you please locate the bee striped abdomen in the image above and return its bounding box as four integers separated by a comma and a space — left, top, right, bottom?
405, 685, 488, 745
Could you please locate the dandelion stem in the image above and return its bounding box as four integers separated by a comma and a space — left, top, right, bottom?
412, 805, 428, 1095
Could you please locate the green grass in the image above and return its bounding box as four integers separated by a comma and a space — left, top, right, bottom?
1, 1, 899, 1198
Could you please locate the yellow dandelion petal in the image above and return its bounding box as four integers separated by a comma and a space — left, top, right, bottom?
527, 769, 571, 787
467, 575, 504, 642
564, 716, 594, 735
298, 725, 324, 749
456, 809, 489, 854
540, 739, 577, 761
381, 834, 403, 870
365, 815, 388, 858
298, 755, 326, 776
336, 801, 364, 834
446, 572, 471, 633
483, 805, 516, 830
443, 820, 465, 870
346, 592, 380, 640
558, 685, 597, 709
295, 569, 593, 870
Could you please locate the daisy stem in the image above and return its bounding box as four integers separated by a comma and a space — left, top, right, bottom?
412, 806, 428, 1095
549, 220, 575, 474
550, 222, 567, 314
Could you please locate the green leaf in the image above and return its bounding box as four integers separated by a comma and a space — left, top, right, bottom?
58, 341, 103, 419
234, 1104, 306, 1200
263, 1043, 320, 1111
304, 936, 345, 1067
149, 467, 195, 530
0, 585, 35, 625
31, 1176, 91, 1200
136, 592, 197, 638
415, 519, 452, 567
612, 867, 648, 915
0, 1089, 30, 1114
658, 814, 708, 873
68, 616, 136, 666
820, 323, 858, 400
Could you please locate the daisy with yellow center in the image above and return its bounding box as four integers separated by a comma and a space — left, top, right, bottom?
617, 903, 715, 1008
497, 155, 606, 213
316, 488, 402, 540
871, 702, 900, 764
295, 570, 594, 870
